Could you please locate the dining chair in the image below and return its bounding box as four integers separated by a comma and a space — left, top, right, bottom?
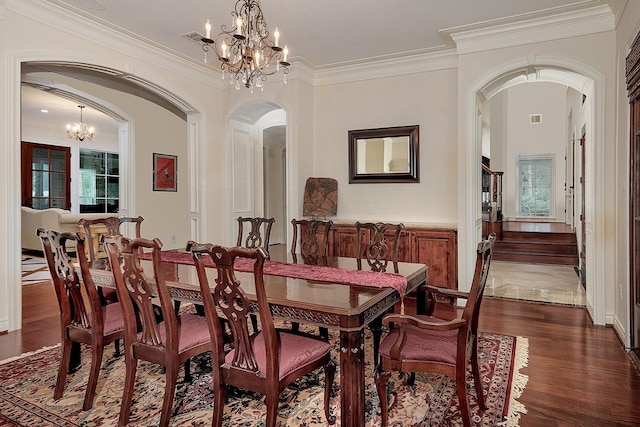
78, 216, 144, 304
191, 244, 336, 427
355, 221, 405, 364
237, 216, 275, 332
237, 216, 275, 250
104, 235, 211, 427
374, 233, 496, 427
290, 218, 334, 338
37, 228, 125, 411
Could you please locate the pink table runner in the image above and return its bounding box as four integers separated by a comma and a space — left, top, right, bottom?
139, 250, 407, 297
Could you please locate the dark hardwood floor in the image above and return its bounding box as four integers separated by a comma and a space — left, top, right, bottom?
480, 298, 640, 426
2, 282, 639, 425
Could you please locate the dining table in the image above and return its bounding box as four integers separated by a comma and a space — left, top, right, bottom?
87, 244, 428, 427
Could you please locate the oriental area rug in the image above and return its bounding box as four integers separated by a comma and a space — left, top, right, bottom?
0, 327, 528, 426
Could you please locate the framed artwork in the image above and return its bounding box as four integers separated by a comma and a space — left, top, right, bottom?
153, 153, 177, 191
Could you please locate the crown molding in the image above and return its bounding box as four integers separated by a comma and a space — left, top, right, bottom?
313, 50, 458, 86
445, 4, 615, 55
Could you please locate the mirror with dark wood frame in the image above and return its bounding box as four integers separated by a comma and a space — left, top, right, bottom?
348, 125, 419, 183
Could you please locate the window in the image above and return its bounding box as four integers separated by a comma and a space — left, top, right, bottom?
79, 150, 119, 213
517, 155, 553, 217
21, 142, 71, 210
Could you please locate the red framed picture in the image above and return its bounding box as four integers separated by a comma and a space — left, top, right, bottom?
153, 153, 177, 191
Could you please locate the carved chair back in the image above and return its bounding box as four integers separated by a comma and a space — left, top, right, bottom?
78, 216, 144, 264
462, 233, 496, 351
236, 216, 275, 250
290, 219, 334, 258
355, 222, 405, 272
38, 229, 90, 335
103, 235, 170, 351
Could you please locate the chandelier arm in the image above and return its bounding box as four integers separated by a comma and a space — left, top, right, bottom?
201, 0, 290, 90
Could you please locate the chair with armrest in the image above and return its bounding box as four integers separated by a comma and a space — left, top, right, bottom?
104, 235, 211, 427
374, 233, 496, 427
191, 243, 336, 427
290, 218, 334, 337
37, 228, 125, 411
237, 216, 275, 250
355, 221, 405, 365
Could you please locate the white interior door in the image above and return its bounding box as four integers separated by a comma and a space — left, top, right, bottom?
229, 119, 262, 245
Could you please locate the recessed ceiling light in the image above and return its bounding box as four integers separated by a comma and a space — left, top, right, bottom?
40, 109, 48, 113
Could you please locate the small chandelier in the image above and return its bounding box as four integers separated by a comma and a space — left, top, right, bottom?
201, 0, 290, 92
65, 105, 95, 142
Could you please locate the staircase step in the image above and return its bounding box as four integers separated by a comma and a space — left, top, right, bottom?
495, 241, 577, 255
502, 230, 577, 244
493, 251, 578, 265
494, 228, 578, 266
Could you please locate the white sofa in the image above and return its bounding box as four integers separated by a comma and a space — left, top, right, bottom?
21, 206, 118, 252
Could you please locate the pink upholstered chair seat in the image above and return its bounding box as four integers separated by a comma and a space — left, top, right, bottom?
99, 302, 125, 335
146, 313, 211, 353
379, 321, 458, 365
225, 331, 332, 380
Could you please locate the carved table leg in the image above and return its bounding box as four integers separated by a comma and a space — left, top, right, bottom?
340, 328, 365, 427
369, 315, 383, 369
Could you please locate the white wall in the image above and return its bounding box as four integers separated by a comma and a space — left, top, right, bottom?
313, 70, 458, 224
504, 82, 568, 221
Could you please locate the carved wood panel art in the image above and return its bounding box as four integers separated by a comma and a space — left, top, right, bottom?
303, 177, 338, 217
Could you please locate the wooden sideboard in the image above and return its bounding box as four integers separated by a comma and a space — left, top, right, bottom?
326, 222, 458, 290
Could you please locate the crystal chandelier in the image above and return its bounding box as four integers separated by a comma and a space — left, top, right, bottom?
65, 105, 95, 142
201, 0, 290, 92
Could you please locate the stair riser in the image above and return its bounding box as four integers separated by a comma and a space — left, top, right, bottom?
502, 231, 577, 244
493, 252, 578, 265
496, 228, 578, 265
495, 242, 577, 255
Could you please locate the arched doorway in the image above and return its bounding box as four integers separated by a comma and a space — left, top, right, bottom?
462, 60, 606, 325
9, 60, 204, 331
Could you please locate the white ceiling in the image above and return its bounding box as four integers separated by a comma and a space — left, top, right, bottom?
23, 0, 619, 135
53, 0, 614, 68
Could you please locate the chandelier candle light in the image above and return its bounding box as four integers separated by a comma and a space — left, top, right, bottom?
65, 105, 95, 142
201, 0, 290, 91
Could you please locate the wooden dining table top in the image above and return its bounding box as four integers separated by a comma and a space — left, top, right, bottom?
89, 244, 428, 331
